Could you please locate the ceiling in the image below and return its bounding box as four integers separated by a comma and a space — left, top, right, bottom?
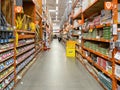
46, 0, 67, 24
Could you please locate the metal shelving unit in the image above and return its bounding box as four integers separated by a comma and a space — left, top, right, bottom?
73, 0, 120, 90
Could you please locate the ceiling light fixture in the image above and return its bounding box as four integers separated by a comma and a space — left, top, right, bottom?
56, 16, 58, 20
68, 0, 72, 4
56, 0, 58, 4
53, 23, 56, 25
49, 10, 56, 12
56, 12, 58, 15
56, 6, 58, 11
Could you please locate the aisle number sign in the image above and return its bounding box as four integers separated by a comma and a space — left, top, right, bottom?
104, 2, 113, 10
78, 20, 84, 25
15, 6, 23, 13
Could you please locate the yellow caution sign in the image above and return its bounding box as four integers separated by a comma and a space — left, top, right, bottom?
66, 40, 76, 57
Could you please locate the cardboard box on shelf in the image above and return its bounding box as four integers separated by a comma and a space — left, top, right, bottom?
115, 64, 120, 78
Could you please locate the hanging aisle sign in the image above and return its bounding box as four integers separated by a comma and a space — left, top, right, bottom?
15, 0, 23, 13
104, 2, 113, 10
15, 6, 23, 13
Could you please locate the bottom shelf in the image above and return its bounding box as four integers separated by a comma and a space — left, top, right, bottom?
16, 56, 36, 83
3, 80, 14, 90
35, 47, 42, 56
76, 56, 109, 90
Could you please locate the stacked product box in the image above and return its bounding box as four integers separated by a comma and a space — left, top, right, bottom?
98, 72, 112, 90
97, 57, 112, 74
103, 26, 112, 40
100, 10, 112, 24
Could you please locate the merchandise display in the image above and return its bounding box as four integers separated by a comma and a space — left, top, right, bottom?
0, 59, 14, 72
0, 66, 14, 82
0, 31, 14, 44
13, 30, 36, 83
4, 81, 14, 90
16, 49, 35, 65
0, 50, 14, 62
16, 53, 35, 74
18, 39, 35, 47
0, 43, 14, 52
72, 0, 120, 90
0, 0, 43, 90
98, 72, 112, 90
17, 44, 35, 56
0, 73, 14, 89
84, 41, 110, 56
2, 0, 120, 90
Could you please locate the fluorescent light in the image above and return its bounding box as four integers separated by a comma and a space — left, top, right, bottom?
56, 16, 58, 20
53, 23, 56, 25
56, 6, 58, 11
56, 0, 58, 4
54, 20, 60, 22
68, 0, 72, 3
49, 10, 56, 12
56, 12, 58, 15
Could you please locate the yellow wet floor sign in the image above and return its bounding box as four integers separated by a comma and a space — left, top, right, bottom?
66, 41, 76, 57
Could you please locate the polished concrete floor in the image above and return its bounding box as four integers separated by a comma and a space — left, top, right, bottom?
15, 39, 103, 90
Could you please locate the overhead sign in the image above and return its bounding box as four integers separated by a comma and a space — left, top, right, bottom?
15, 6, 23, 13
78, 20, 84, 25
104, 2, 113, 10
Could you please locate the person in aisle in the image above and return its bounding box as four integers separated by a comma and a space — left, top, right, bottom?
58, 30, 62, 42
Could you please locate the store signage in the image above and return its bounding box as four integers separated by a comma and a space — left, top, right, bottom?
15, 6, 23, 13
104, 2, 113, 10
78, 20, 84, 25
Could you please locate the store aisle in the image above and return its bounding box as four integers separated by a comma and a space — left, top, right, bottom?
15, 39, 103, 90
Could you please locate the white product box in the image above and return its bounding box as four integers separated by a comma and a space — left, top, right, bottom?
115, 64, 120, 78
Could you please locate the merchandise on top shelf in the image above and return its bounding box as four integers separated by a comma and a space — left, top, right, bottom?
83, 25, 112, 40
16, 14, 36, 31
0, 11, 10, 27
100, 10, 112, 25
93, 15, 101, 26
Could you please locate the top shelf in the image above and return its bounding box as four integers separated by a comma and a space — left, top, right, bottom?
73, 0, 105, 19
